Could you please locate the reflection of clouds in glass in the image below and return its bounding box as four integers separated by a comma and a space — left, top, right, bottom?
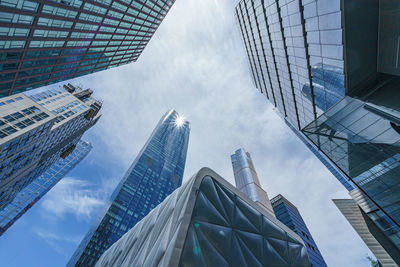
301, 63, 345, 112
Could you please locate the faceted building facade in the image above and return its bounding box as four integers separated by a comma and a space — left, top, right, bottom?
236, 0, 400, 257
68, 109, 190, 267
334, 198, 400, 266
0, 140, 92, 236
0, 0, 176, 96
231, 148, 275, 215
95, 168, 311, 267
271, 194, 326, 267
0, 83, 101, 213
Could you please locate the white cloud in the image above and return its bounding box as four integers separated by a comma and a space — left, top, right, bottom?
40, 178, 104, 219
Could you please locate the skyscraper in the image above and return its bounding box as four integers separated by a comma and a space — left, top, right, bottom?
231, 148, 274, 215
0, 83, 101, 213
0, 0, 176, 96
0, 140, 92, 236
235, 0, 400, 255
271, 194, 327, 267
231, 148, 326, 266
95, 168, 311, 267
68, 109, 190, 267
333, 198, 400, 266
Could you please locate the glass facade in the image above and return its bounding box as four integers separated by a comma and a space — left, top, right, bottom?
236, 0, 400, 258
68, 109, 190, 267
231, 148, 274, 215
95, 168, 311, 267
0, 0, 176, 96
0, 83, 101, 220
271, 194, 327, 267
0, 140, 92, 236
236, 0, 345, 130
303, 79, 400, 248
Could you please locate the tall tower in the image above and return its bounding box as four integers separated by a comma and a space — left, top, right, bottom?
235, 0, 400, 258
0, 0, 176, 96
0, 83, 101, 213
271, 194, 327, 267
0, 140, 92, 236
68, 109, 190, 267
231, 148, 274, 215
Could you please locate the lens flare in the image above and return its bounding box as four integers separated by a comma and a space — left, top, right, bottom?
175, 115, 185, 127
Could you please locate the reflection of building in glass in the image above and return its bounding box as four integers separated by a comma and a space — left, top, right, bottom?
95, 168, 311, 267
68, 109, 190, 267
303, 80, 400, 259
0, 0, 176, 96
0, 83, 101, 216
271, 194, 327, 267
231, 148, 274, 215
236, 0, 400, 261
301, 64, 345, 112
0, 140, 92, 236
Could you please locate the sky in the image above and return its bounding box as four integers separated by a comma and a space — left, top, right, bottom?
0, 0, 374, 266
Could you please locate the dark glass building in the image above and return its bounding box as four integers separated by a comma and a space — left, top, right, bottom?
236, 0, 400, 259
0, 140, 92, 236
67, 109, 190, 267
271, 194, 327, 267
95, 168, 311, 267
0, 0, 176, 96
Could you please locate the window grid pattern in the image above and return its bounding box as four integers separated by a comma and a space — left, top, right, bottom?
0, 83, 101, 225
235, 0, 345, 131
68, 110, 190, 267
0, 140, 92, 236
0, 0, 176, 96
271, 194, 327, 267
303, 80, 400, 245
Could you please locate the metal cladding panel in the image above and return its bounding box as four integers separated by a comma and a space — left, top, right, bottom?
333, 199, 398, 266
96, 168, 311, 267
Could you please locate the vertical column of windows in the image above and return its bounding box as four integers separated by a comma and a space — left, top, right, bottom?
261, 0, 287, 116
302, 0, 345, 117
252, 0, 277, 105
236, 3, 263, 92
268, 0, 298, 127
243, 0, 269, 98
279, 0, 315, 129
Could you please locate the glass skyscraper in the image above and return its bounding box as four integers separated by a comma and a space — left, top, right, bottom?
68, 109, 190, 267
0, 140, 92, 236
0, 0, 176, 96
0, 83, 101, 215
235, 0, 400, 259
231, 148, 274, 215
271, 194, 327, 267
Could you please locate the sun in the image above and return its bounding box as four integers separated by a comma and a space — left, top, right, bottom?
175, 115, 185, 127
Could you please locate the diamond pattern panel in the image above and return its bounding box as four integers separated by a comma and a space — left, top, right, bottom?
95, 170, 310, 267
179, 176, 310, 267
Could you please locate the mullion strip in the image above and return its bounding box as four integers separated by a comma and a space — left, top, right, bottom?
243, 0, 269, 98
250, 0, 277, 104
275, 1, 301, 129
235, 7, 258, 89
237, 3, 263, 93
260, 0, 287, 116
298, 0, 317, 120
